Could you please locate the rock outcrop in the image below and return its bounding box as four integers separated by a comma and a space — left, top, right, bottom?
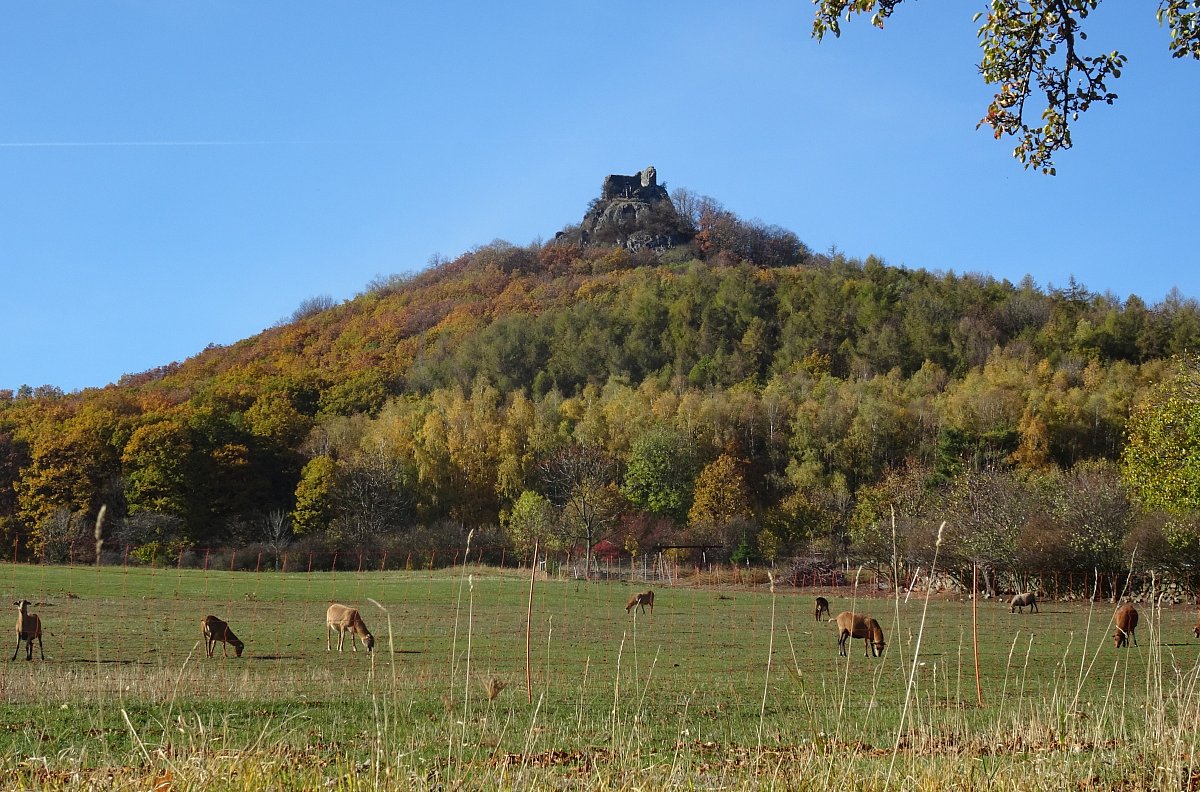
556, 166, 691, 251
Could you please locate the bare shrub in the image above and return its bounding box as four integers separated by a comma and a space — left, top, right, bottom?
290, 295, 337, 322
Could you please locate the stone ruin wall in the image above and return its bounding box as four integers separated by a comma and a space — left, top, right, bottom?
601, 166, 660, 201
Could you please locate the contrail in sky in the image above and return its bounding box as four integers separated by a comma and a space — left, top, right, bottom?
0, 140, 289, 148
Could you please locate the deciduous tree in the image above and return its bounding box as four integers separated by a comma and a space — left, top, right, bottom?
122, 419, 195, 518
504, 490, 563, 557
1121, 357, 1200, 514
621, 426, 698, 523
812, 1, 1200, 173
292, 455, 338, 535
540, 443, 621, 576
688, 454, 753, 548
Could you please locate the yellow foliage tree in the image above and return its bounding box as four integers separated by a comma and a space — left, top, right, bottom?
688, 454, 752, 545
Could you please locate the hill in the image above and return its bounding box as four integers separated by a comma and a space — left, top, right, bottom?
2, 174, 1199, 584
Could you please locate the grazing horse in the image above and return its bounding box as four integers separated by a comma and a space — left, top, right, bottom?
814, 597, 830, 622
326, 604, 375, 653
835, 611, 885, 657
1114, 604, 1138, 648
201, 615, 245, 658
625, 590, 654, 615
1010, 592, 1038, 614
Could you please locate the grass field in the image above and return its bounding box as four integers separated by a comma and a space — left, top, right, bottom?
1, 561, 1198, 790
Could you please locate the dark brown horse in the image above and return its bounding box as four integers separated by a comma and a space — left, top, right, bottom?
201, 615, 245, 658
814, 597, 830, 622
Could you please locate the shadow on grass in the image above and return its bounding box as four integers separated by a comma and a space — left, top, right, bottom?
257, 651, 416, 658
69, 658, 150, 665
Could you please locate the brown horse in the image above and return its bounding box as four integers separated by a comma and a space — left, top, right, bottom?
835, 611, 885, 657
625, 590, 654, 615
1010, 592, 1038, 614
201, 615, 245, 658
12, 600, 43, 661
1113, 604, 1138, 648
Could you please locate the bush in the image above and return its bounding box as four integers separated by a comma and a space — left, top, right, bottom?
291, 295, 337, 322
130, 539, 192, 567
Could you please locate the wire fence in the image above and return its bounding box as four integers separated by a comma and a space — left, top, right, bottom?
3, 544, 1198, 714
8, 534, 1198, 604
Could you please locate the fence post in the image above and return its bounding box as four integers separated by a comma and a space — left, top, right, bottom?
230, 550, 236, 572
256, 552, 262, 573
380, 550, 387, 572
203, 549, 210, 571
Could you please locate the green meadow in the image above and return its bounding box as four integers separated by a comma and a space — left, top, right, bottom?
1, 562, 1198, 790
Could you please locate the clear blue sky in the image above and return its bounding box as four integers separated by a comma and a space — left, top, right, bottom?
2, 2, 1197, 393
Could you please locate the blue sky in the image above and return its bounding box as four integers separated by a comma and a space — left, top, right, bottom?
2, 2, 1197, 393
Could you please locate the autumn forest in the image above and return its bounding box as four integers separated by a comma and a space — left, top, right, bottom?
3, 196, 1200, 588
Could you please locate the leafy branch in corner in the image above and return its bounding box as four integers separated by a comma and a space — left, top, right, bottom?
812, 0, 1200, 174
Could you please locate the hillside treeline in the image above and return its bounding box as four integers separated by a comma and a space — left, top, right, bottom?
3, 203, 1200, 585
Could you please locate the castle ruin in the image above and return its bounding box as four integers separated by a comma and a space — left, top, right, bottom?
556, 165, 691, 251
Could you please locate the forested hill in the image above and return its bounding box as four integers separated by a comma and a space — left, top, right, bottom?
3, 203, 1200, 580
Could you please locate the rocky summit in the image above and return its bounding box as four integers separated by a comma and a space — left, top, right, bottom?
557, 166, 692, 251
